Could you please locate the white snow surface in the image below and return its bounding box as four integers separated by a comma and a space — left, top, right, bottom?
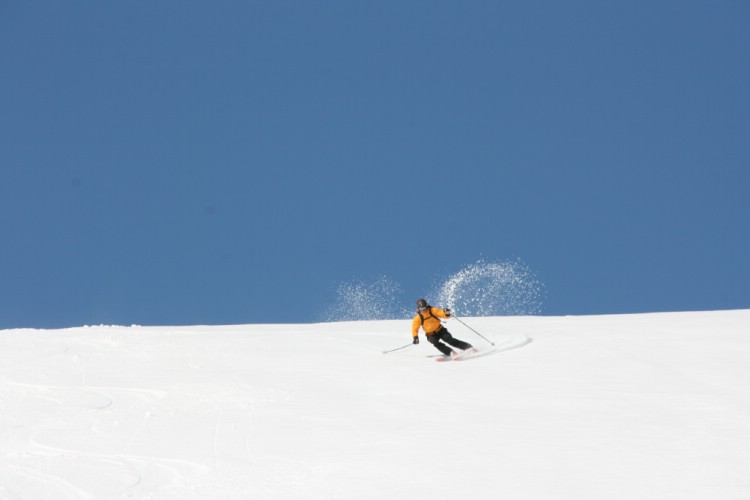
1, 310, 749, 499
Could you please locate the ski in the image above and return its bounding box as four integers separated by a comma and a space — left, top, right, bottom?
435, 348, 479, 362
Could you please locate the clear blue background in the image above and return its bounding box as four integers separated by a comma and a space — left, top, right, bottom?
2, 1, 748, 328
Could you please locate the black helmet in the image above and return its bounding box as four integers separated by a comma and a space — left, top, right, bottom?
416, 298, 428, 311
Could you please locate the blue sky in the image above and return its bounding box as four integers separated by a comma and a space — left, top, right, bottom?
2, 1, 748, 328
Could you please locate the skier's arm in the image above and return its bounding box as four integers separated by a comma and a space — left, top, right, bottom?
411, 316, 421, 339
433, 308, 450, 319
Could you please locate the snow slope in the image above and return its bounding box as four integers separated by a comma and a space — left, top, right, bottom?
1, 310, 749, 499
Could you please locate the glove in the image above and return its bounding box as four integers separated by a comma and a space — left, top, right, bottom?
444, 308, 452, 317
412, 336, 419, 345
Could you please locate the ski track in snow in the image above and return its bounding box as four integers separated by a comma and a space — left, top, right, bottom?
2, 373, 190, 498
0, 329, 278, 499
2, 312, 750, 499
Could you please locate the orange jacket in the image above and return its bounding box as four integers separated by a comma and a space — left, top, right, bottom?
412, 307, 450, 338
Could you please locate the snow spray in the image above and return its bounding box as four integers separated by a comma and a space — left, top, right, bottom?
324, 259, 543, 322
323, 276, 407, 322
434, 259, 543, 317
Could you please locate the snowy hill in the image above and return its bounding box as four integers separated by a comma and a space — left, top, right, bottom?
1, 310, 749, 499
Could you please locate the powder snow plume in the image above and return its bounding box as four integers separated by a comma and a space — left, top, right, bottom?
434, 259, 543, 316
325, 259, 543, 321
323, 276, 408, 321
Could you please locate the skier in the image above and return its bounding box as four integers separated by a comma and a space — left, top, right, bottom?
411, 298, 474, 358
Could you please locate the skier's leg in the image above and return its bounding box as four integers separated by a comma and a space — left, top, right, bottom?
427, 333, 453, 356
441, 329, 473, 350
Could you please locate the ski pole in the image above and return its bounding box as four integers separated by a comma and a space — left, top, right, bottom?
453, 316, 495, 346
382, 343, 414, 355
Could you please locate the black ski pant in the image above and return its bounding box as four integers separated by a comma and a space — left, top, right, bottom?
427, 327, 472, 356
